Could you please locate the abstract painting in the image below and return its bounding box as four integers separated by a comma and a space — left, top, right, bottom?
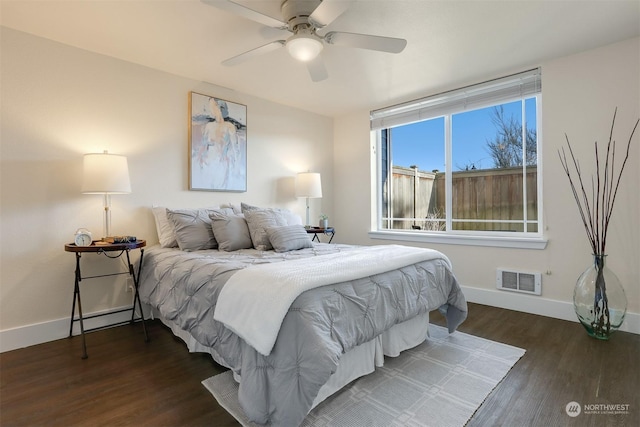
189, 92, 247, 192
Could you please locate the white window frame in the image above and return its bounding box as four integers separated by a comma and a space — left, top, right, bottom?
369, 69, 547, 249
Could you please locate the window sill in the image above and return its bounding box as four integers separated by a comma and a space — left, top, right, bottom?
368, 230, 548, 250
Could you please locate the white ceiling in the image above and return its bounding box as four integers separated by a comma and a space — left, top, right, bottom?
2, 0, 639, 118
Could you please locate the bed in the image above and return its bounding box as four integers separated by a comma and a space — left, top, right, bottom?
138, 205, 467, 426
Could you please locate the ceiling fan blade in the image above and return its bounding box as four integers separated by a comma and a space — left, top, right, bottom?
222, 41, 285, 66
307, 56, 328, 82
309, 0, 349, 29
201, 0, 287, 29
324, 31, 407, 53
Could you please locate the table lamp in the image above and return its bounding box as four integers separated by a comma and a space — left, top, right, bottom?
295, 172, 322, 227
81, 150, 131, 240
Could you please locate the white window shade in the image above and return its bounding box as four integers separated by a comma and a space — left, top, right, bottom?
371, 68, 541, 130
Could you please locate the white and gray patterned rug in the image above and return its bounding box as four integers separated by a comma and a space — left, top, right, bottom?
202, 325, 525, 427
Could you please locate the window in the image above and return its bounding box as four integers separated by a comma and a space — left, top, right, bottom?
371, 69, 545, 248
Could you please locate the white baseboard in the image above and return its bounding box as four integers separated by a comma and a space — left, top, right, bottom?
0, 305, 141, 353
2, 289, 638, 353
461, 285, 640, 335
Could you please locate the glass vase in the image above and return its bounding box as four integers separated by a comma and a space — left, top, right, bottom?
573, 254, 627, 340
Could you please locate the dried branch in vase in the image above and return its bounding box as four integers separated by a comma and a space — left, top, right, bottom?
559, 108, 638, 256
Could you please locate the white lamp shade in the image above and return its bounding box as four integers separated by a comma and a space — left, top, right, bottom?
81, 152, 131, 194
295, 172, 322, 198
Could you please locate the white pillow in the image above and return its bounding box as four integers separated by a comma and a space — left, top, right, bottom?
281, 210, 303, 226
221, 203, 242, 215
151, 206, 178, 248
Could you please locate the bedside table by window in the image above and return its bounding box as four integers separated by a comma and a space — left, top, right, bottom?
306, 227, 335, 243
64, 240, 148, 359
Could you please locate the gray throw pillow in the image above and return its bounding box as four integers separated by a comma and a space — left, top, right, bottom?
209, 211, 253, 252
241, 202, 302, 226
265, 225, 313, 253
167, 208, 227, 251
244, 209, 288, 251
240, 202, 261, 212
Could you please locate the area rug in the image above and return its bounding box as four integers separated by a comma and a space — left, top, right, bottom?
202, 325, 525, 427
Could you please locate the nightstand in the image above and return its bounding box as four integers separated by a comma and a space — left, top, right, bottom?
306, 227, 335, 243
64, 240, 148, 359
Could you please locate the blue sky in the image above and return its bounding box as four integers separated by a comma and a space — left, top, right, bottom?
390, 99, 536, 172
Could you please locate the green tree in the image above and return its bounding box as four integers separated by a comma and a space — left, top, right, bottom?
486, 106, 537, 168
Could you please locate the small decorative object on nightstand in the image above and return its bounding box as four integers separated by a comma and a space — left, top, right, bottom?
74, 228, 93, 247
319, 213, 329, 229
306, 227, 335, 243
64, 239, 148, 359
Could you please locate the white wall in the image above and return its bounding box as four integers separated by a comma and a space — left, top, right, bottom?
334, 37, 640, 331
2, 28, 638, 352
0, 28, 333, 349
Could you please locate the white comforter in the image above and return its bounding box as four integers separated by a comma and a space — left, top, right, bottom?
213, 244, 449, 356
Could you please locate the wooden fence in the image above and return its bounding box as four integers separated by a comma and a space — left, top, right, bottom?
387, 166, 538, 232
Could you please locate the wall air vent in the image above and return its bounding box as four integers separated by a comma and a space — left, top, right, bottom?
496, 269, 541, 295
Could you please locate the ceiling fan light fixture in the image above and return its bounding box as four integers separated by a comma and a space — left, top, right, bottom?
286, 33, 323, 62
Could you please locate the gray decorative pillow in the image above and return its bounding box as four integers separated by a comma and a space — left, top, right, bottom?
167, 208, 227, 251
241, 202, 302, 226
209, 211, 253, 252
240, 202, 260, 212
265, 225, 313, 253
244, 209, 288, 250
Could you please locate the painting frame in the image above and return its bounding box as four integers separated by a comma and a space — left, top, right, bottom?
188, 91, 247, 192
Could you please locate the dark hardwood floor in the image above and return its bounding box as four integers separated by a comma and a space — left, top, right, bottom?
1, 303, 638, 426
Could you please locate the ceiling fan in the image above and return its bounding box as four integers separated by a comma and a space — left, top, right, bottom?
202, 0, 407, 82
